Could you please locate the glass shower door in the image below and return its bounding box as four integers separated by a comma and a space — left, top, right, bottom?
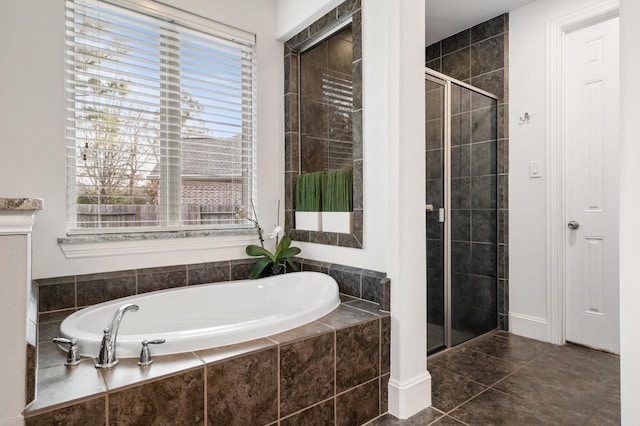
425, 70, 498, 353
449, 83, 498, 346
426, 76, 446, 354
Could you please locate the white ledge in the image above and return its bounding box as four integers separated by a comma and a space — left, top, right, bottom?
59, 232, 257, 259
0, 211, 39, 235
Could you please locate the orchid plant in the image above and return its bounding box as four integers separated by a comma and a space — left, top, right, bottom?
236, 201, 301, 279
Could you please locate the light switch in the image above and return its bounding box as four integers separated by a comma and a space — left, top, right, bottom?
529, 160, 542, 178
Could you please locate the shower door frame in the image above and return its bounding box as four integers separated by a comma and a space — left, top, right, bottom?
425, 68, 499, 350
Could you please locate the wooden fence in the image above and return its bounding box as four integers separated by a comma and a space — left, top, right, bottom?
76, 204, 240, 228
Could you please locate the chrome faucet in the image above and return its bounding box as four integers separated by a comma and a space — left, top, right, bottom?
95, 303, 139, 368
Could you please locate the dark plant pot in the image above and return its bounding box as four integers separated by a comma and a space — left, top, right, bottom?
270, 263, 286, 276
258, 262, 287, 278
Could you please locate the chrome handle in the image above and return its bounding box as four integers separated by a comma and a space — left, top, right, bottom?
138, 338, 166, 366
53, 337, 81, 366
568, 220, 580, 230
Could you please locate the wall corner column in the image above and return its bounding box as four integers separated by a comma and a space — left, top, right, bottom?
0, 198, 43, 425
371, 0, 430, 418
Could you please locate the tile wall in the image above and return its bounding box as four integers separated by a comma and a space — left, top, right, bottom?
426, 14, 510, 330
285, 0, 363, 248
26, 298, 390, 425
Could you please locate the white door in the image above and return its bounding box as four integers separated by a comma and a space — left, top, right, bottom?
565, 17, 620, 353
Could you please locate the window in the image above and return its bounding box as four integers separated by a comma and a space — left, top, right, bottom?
65, 0, 256, 233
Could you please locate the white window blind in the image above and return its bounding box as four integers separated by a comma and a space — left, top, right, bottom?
65, 0, 257, 233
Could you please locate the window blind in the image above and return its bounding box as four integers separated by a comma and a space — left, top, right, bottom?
64, 0, 257, 233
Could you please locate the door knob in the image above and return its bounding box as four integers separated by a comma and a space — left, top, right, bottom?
568, 220, 580, 230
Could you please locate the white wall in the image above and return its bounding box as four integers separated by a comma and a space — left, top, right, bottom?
275, 0, 390, 272
275, 0, 343, 40
619, 0, 640, 422
0, 0, 283, 280
277, 0, 429, 417
508, 0, 616, 339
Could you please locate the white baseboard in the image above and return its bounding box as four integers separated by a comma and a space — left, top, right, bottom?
509, 312, 549, 342
387, 371, 432, 419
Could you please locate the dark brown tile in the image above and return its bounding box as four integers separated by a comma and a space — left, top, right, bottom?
280, 400, 335, 426
362, 270, 386, 305
429, 346, 517, 386
431, 415, 467, 425
197, 338, 276, 366
207, 348, 277, 425
464, 332, 551, 365
336, 320, 380, 392
494, 344, 619, 423
336, 380, 379, 426
471, 14, 507, 44
470, 34, 504, 77
442, 48, 471, 82
428, 365, 486, 412
442, 30, 470, 55
426, 42, 441, 62
137, 264, 186, 293
302, 259, 331, 274
229, 258, 255, 281
25, 397, 106, 426
76, 271, 136, 307
369, 406, 444, 425
471, 69, 505, 102
381, 316, 391, 375
344, 299, 383, 316
318, 304, 377, 329
268, 321, 334, 345
328, 264, 361, 298
38, 280, 75, 312
449, 388, 557, 425
187, 261, 230, 285
38, 321, 62, 344
28, 362, 106, 413
99, 353, 203, 391
380, 374, 389, 415
109, 369, 204, 425
280, 332, 335, 416
26, 343, 36, 404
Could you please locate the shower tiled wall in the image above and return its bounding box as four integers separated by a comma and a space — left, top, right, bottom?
426, 14, 510, 330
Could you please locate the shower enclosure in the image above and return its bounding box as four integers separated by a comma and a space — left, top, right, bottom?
425, 69, 498, 354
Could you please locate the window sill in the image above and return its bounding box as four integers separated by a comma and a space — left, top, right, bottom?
58, 229, 257, 259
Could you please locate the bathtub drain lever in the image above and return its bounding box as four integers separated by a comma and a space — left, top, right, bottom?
138, 338, 166, 366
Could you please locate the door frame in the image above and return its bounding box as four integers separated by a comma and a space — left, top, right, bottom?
546, 0, 619, 345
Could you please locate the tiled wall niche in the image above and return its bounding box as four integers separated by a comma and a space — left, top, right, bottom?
285, 0, 364, 248
426, 14, 510, 330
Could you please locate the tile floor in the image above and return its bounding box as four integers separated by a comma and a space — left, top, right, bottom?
370, 330, 620, 425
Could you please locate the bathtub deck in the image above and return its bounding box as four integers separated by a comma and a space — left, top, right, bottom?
26, 295, 390, 425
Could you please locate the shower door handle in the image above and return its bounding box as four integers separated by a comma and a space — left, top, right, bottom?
425, 204, 434, 212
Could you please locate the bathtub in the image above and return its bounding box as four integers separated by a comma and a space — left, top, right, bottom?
59, 271, 340, 358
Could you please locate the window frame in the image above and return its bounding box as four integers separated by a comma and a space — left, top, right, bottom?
64, 0, 258, 236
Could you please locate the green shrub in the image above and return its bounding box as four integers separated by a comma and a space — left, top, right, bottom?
295, 171, 323, 211
323, 168, 352, 212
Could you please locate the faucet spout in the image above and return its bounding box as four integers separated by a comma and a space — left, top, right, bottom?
95, 303, 139, 368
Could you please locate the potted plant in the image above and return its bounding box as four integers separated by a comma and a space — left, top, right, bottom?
245, 234, 301, 278
237, 201, 301, 279
322, 168, 353, 234
295, 171, 323, 231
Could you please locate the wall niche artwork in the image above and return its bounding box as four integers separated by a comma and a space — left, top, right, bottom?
284, 0, 363, 248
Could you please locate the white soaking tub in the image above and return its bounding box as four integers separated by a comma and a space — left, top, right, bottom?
59, 271, 340, 358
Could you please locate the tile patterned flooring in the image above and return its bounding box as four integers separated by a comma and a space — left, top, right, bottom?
370, 330, 620, 425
